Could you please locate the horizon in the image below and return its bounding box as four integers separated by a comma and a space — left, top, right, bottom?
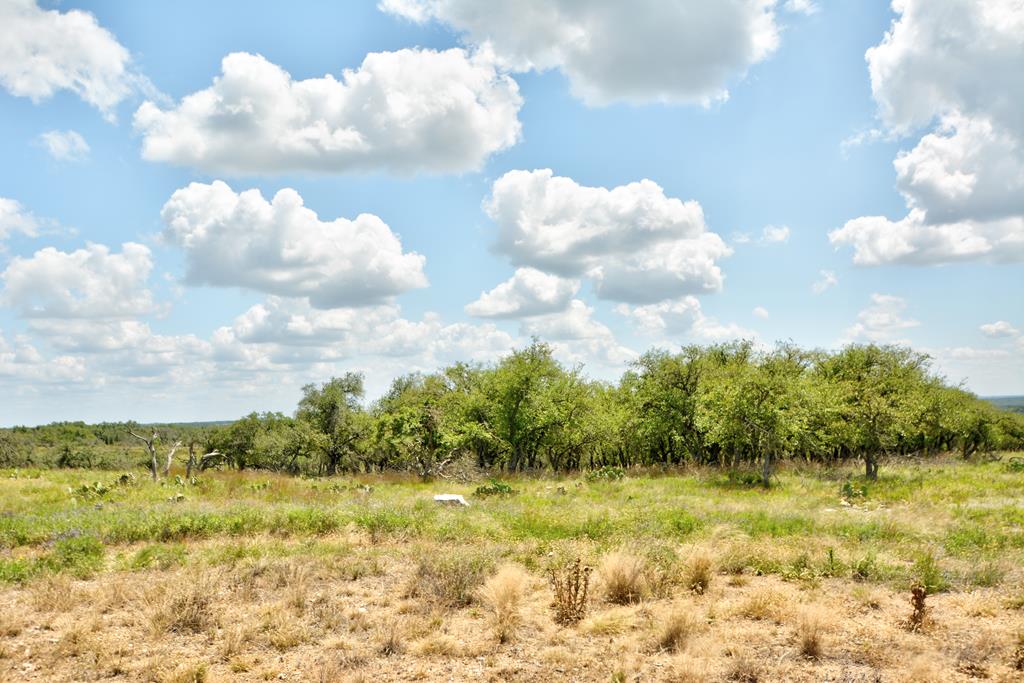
1, 0, 1022, 425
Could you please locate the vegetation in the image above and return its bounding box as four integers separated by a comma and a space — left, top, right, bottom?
4, 342, 1023, 484
1, 459, 1022, 680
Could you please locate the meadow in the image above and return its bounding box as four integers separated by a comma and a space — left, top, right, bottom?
1, 456, 1023, 682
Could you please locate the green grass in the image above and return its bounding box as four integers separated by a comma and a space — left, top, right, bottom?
1, 456, 1022, 592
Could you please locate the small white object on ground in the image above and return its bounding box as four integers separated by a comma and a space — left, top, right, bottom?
433, 494, 470, 507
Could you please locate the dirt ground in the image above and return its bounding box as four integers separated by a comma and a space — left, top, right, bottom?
1, 536, 1022, 683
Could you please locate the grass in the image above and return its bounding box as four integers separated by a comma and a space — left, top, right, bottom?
0, 457, 1023, 680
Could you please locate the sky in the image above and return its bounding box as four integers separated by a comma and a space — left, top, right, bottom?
0, 0, 1022, 426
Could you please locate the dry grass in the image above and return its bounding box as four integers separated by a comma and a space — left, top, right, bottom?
408, 552, 490, 608
734, 587, 787, 622
795, 605, 826, 659
376, 619, 405, 657
150, 574, 218, 635
684, 552, 714, 595
599, 552, 648, 605
653, 609, 698, 653
477, 564, 528, 643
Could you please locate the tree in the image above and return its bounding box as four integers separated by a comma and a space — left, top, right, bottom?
127, 425, 182, 480
296, 373, 366, 475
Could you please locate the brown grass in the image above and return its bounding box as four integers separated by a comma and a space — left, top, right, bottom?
150, 575, 218, 635
735, 587, 786, 622
478, 564, 528, 643
654, 609, 698, 653
796, 605, 826, 659
599, 552, 648, 605
684, 552, 714, 595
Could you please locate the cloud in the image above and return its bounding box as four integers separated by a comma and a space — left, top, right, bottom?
0, 242, 157, 319
783, 0, 819, 15
834, 0, 1024, 266
486, 169, 731, 304
812, 269, 837, 294
735, 224, 790, 245
0, 197, 39, 243
0, 0, 142, 119
160, 181, 427, 308
380, 0, 781, 106
753, 306, 769, 319
520, 299, 636, 366
761, 225, 790, 243
842, 293, 919, 344
616, 296, 755, 342
134, 49, 522, 175
980, 320, 1020, 339
38, 130, 90, 162
465, 267, 578, 318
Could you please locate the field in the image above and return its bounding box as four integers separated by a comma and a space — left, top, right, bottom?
2, 458, 1024, 682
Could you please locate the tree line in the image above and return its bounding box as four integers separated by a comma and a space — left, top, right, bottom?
3, 341, 1023, 482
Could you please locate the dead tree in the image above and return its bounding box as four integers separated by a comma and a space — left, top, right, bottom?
185, 441, 224, 479
127, 428, 182, 480
128, 428, 160, 480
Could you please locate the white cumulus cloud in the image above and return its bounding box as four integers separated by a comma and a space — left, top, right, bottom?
0, 242, 157, 319
380, 0, 781, 106
0, 197, 39, 243
38, 129, 90, 162
842, 293, 919, 344
486, 169, 731, 304
980, 320, 1020, 339
160, 181, 428, 308
465, 267, 579, 318
0, 0, 142, 119
833, 0, 1024, 266
134, 49, 522, 175
616, 296, 755, 342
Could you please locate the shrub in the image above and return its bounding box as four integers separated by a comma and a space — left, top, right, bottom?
48, 534, 105, 577
474, 479, 516, 497
586, 466, 625, 482
912, 551, 949, 593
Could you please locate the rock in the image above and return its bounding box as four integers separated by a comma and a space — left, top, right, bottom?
433, 494, 470, 507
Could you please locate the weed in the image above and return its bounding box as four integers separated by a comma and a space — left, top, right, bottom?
550, 558, 591, 625
911, 551, 949, 593
906, 582, 927, 632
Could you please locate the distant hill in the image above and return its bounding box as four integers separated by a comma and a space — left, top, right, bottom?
985, 396, 1024, 414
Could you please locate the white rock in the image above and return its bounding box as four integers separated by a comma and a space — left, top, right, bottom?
433, 494, 470, 507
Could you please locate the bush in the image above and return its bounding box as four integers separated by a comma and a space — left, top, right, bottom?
47, 534, 105, 577
474, 479, 516, 497
586, 466, 625, 482
410, 552, 492, 608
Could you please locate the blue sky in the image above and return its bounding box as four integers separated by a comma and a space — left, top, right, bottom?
0, 0, 1021, 425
